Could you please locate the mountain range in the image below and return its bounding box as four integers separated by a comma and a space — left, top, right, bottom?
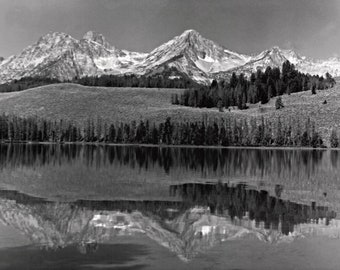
1, 29, 340, 84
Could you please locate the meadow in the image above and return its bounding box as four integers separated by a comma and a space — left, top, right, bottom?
0, 82, 339, 144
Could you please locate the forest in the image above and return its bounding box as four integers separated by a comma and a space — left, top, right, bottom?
0, 114, 336, 148
0, 67, 197, 93
171, 61, 336, 109
0, 77, 61, 93
74, 67, 198, 89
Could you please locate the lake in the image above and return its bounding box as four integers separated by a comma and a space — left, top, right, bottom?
1, 144, 340, 269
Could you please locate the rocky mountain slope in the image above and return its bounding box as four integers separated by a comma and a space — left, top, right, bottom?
1, 29, 339, 84
222, 46, 340, 78
137, 29, 251, 83
0, 31, 146, 83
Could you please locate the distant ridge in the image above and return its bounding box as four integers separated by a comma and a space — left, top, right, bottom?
1, 29, 340, 84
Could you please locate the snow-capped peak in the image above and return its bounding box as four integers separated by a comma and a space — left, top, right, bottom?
137, 29, 251, 82
260, 46, 286, 57
178, 29, 202, 40
181, 29, 199, 34
83, 30, 101, 40
82, 30, 113, 50
327, 56, 340, 62
37, 31, 75, 45
252, 46, 301, 62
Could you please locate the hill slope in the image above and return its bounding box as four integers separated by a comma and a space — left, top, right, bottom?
0, 83, 222, 124
0, 83, 339, 144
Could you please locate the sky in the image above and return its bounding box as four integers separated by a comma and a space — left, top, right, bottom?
0, 0, 340, 59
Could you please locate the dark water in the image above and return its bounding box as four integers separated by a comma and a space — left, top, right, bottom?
1, 144, 340, 269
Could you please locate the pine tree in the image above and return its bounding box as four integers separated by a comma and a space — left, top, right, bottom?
219, 124, 228, 146
206, 124, 215, 145
96, 117, 102, 142
151, 123, 159, 144
242, 119, 250, 145
330, 129, 339, 148
232, 119, 239, 145
275, 96, 284, 110
217, 99, 223, 112
145, 120, 150, 143
108, 124, 116, 142
311, 125, 322, 148
311, 83, 316, 95
249, 117, 258, 145
116, 123, 123, 143
275, 118, 284, 146
129, 120, 136, 142
163, 117, 172, 144
103, 122, 108, 142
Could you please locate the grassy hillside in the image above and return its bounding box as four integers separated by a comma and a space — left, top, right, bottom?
236, 85, 340, 144
0, 83, 339, 144
0, 83, 223, 124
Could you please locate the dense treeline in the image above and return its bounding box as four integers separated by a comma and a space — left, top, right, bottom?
172, 61, 336, 109
0, 77, 61, 93
75, 68, 198, 89
0, 114, 333, 148
0, 67, 198, 93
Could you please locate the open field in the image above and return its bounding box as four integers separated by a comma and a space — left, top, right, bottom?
0, 83, 340, 144
0, 83, 222, 124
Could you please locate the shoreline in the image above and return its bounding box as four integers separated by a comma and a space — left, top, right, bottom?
0, 141, 336, 151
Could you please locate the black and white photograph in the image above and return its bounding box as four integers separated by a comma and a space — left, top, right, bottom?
1, 0, 340, 269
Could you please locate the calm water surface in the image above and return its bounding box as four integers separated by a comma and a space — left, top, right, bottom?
1, 144, 340, 269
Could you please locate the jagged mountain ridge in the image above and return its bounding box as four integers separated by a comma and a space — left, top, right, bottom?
224, 46, 340, 78
1, 29, 340, 84
0, 31, 147, 83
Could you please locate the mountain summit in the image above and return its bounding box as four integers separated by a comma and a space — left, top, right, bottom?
0, 29, 339, 84
82, 30, 113, 50
137, 29, 251, 82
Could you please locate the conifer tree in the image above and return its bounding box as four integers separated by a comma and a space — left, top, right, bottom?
108, 124, 116, 142
330, 129, 339, 148
311, 83, 316, 95
275, 96, 284, 110
275, 118, 284, 146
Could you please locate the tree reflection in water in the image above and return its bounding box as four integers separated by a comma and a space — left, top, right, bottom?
0, 144, 329, 180
170, 182, 336, 235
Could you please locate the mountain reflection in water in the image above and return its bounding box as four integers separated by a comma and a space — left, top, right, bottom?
0, 182, 338, 262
